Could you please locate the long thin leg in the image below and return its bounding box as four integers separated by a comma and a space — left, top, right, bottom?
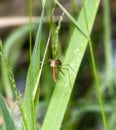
59, 67, 72, 88
58, 67, 65, 76
61, 64, 76, 74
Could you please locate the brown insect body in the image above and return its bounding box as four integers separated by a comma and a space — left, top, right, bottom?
53, 67, 57, 81
49, 59, 62, 81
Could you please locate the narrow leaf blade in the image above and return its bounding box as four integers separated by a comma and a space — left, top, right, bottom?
41, 0, 100, 130
0, 94, 16, 130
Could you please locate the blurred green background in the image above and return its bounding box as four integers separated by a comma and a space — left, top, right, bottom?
0, 0, 116, 130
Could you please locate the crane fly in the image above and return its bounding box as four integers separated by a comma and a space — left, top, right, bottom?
49, 56, 76, 88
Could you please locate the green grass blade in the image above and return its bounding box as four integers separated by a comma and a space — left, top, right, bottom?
55, 0, 88, 38
4, 25, 36, 66
0, 40, 27, 129
41, 0, 100, 130
88, 38, 108, 130
1, 25, 36, 99
0, 94, 16, 130
23, 1, 46, 129
32, 31, 51, 100
82, 1, 108, 129
29, 0, 32, 60
103, 0, 112, 80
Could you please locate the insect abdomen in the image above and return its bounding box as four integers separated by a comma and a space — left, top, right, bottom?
53, 67, 57, 81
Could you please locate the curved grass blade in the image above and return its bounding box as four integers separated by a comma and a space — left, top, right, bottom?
0, 94, 16, 130
41, 0, 100, 130
1, 25, 37, 99
4, 25, 37, 67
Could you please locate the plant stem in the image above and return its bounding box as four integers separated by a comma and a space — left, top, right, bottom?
83, 1, 108, 130
29, 0, 32, 60
32, 31, 51, 100
103, 0, 112, 84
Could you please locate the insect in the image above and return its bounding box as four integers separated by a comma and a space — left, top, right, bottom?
49, 58, 64, 81
49, 56, 76, 89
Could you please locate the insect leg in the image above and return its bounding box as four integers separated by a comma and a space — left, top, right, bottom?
61, 64, 76, 74
59, 67, 72, 88
57, 67, 65, 76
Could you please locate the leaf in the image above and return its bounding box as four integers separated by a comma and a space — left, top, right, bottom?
1, 25, 37, 99
41, 0, 100, 130
23, 1, 46, 129
0, 94, 16, 130
0, 40, 25, 130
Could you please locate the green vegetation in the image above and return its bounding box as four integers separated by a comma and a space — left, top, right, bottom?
0, 0, 115, 130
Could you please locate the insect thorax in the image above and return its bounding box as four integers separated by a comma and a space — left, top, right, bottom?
49, 59, 62, 67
